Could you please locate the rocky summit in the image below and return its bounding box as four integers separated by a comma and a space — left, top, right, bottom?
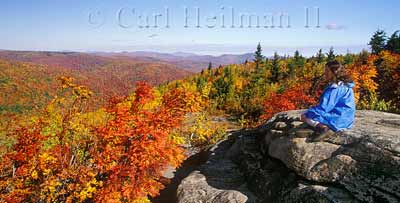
176, 110, 400, 203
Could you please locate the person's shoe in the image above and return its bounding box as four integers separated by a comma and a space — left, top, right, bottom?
294, 128, 315, 138
311, 126, 335, 142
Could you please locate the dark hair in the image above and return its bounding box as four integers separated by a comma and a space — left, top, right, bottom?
325, 60, 353, 83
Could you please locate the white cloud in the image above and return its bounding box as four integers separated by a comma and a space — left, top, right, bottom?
326, 23, 346, 30
148, 34, 159, 38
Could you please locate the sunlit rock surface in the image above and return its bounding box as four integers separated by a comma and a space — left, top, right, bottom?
177, 110, 400, 203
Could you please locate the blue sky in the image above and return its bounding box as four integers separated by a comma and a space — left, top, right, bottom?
0, 0, 399, 56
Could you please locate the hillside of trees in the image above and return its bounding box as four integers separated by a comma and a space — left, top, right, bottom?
0, 30, 399, 202
0, 52, 192, 115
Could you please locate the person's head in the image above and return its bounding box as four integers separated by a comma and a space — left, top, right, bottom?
325, 60, 352, 83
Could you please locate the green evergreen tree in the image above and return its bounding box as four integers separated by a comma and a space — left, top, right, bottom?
207, 62, 213, 72
316, 49, 325, 63
294, 50, 300, 60
327, 47, 336, 62
369, 30, 387, 54
288, 50, 304, 79
386, 30, 400, 54
270, 52, 280, 82
294, 50, 305, 66
254, 43, 265, 69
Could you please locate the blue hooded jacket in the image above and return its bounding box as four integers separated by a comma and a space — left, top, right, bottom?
305, 81, 356, 132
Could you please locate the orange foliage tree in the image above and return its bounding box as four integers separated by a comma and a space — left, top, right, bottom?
0, 78, 202, 202
346, 54, 378, 104
260, 85, 317, 121
92, 82, 197, 202
375, 51, 400, 110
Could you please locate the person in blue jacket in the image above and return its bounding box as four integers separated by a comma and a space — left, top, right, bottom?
301, 60, 355, 141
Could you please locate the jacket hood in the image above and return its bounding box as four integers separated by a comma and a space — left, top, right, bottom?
331, 81, 355, 88
345, 81, 355, 88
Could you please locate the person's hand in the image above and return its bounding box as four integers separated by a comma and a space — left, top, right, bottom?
316, 123, 329, 132
300, 114, 307, 122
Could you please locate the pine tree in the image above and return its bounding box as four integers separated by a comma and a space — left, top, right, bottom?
208, 62, 213, 71
254, 43, 265, 69
327, 47, 336, 62
270, 52, 280, 82
369, 30, 387, 54
316, 49, 325, 63
288, 63, 295, 79
386, 30, 400, 54
291, 50, 304, 78
294, 50, 305, 65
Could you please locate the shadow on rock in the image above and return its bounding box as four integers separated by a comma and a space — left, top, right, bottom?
150, 148, 210, 203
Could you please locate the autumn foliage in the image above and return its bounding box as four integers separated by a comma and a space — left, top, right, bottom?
346, 54, 378, 104
1, 33, 400, 202
375, 51, 400, 110
0, 51, 191, 116
0, 77, 203, 202
260, 85, 317, 121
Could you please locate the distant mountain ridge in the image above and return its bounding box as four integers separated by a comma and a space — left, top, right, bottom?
95, 51, 255, 72
0, 50, 110, 70
0, 50, 255, 73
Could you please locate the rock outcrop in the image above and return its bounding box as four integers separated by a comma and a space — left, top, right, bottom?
177, 110, 400, 203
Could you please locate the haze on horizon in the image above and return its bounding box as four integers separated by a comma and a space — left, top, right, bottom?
0, 0, 398, 56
